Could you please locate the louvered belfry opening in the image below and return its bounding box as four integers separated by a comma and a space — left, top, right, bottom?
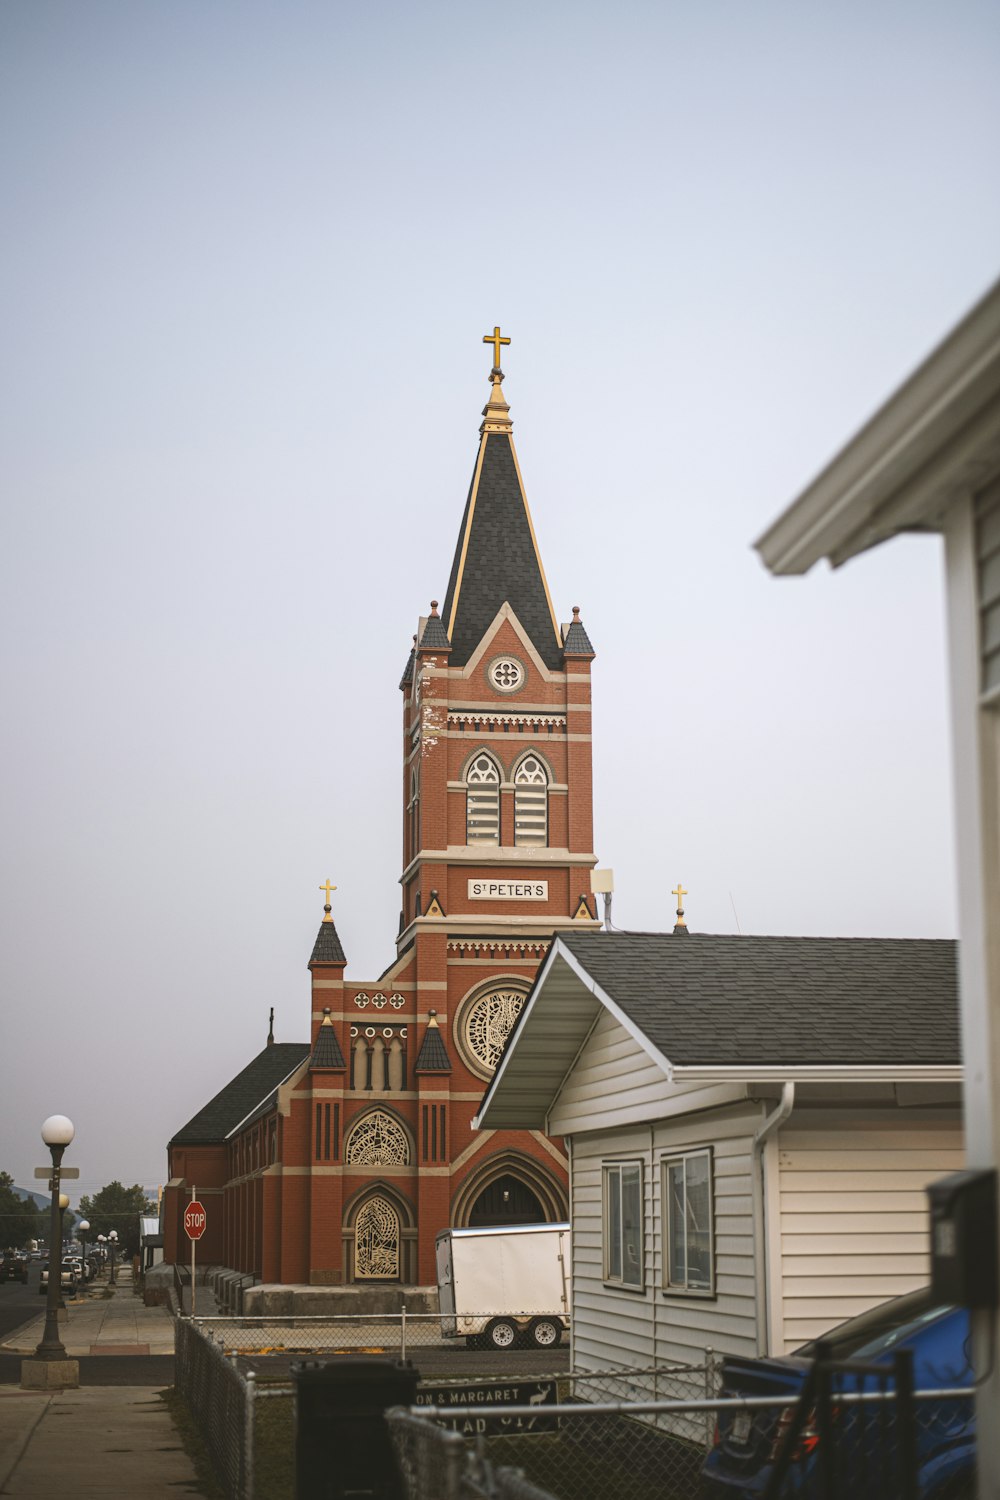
514, 754, 548, 846
466, 751, 500, 844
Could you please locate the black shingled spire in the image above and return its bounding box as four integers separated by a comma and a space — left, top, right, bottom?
310, 1009, 346, 1069
439, 374, 561, 671
414, 1011, 452, 1073
562, 606, 595, 658
310, 909, 346, 965
418, 601, 451, 653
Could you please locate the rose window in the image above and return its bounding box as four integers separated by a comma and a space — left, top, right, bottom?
462, 988, 528, 1076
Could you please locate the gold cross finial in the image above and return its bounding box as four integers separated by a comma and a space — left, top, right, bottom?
319, 879, 336, 920
672, 883, 688, 928
483, 325, 511, 369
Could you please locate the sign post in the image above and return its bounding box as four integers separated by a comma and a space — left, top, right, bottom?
183, 1190, 206, 1317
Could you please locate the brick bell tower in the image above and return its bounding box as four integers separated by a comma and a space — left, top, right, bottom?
304, 330, 600, 1288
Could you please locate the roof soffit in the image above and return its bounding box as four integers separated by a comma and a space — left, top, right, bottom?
755, 278, 1000, 575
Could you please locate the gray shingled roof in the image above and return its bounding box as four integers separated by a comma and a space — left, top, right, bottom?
557, 931, 960, 1066
310, 917, 346, 965
310, 1020, 346, 1070
399, 645, 415, 689
562, 616, 595, 656
440, 433, 561, 670
418, 612, 451, 652
170, 1043, 309, 1145
414, 1024, 452, 1072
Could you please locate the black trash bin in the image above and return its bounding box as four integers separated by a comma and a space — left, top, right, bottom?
291, 1355, 420, 1500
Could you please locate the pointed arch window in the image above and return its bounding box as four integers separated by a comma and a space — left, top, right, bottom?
466, 752, 500, 845
345, 1109, 410, 1166
514, 755, 548, 847
354, 1195, 400, 1279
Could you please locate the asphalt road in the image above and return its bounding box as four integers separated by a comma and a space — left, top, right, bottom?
0, 1266, 176, 1386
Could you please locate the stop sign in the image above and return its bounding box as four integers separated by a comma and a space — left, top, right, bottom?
184, 1200, 207, 1240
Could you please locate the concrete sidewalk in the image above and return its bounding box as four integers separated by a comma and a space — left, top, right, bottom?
0, 1386, 200, 1495
0, 1269, 175, 1357
0, 1272, 201, 1497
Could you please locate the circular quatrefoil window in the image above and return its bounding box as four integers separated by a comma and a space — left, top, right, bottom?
488, 656, 525, 693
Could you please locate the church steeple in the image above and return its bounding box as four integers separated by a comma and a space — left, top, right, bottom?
439, 348, 562, 671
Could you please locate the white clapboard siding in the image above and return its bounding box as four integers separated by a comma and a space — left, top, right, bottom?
549, 1008, 746, 1135
775, 1112, 964, 1352
570, 1105, 760, 1371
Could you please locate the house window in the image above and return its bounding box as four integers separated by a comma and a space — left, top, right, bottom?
466, 752, 500, 845
514, 755, 548, 847
603, 1162, 643, 1289
663, 1149, 714, 1295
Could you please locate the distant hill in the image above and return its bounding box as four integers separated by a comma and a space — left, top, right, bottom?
13, 1186, 48, 1212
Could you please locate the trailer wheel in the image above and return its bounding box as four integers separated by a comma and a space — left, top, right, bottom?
529, 1317, 561, 1349
485, 1318, 517, 1350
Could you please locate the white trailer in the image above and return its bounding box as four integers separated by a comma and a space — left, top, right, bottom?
436, 1222, 570, 1351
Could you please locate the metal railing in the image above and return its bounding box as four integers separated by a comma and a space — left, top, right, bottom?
186, 1308, 570, 1361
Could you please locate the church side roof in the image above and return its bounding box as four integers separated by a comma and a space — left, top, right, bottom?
170, 1043, 309, 1146
440, 378, 562, 671
562, 608, 595, 657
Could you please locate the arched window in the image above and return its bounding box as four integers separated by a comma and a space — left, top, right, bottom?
514, 755, 548, 847
466, 752, 500, 845
354, 1195, 400, 1280
408, 770, 419, 861
345, 1109, 410, 1166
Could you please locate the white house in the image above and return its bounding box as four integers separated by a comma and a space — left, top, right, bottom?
475, 929, 962, 1367
755, 277, 1000, 1475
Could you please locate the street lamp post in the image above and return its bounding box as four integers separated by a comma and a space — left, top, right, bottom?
109, 1230, 118, 1285
56, 1194, 69, 1309
34, 1116, 74, 1362
78, 1219, 90, 1288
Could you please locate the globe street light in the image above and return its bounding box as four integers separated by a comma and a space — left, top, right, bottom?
35, 1115, 74, 1362
109, 1230, 118, 1285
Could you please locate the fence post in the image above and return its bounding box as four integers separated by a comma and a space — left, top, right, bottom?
704, 1347, 715, 1449
401, 1302, 407, 1363
244, 1369, 256, 1500
893, 1348, 918, 1500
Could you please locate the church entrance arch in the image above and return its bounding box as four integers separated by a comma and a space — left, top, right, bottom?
469, 1174, 544, 1226
451, 1150, 568, 1229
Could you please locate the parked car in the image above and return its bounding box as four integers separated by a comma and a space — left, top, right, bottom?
0, 1252, 29, 1284
700, 1289, 974, 1499
39, 1260, 81, 1296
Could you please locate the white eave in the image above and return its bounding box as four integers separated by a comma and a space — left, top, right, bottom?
755, 278, 1000, 576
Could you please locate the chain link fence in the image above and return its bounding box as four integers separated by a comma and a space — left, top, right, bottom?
173, 1317, 975, 1500
188, 1309, 570, 1364
175, 1317, 256, 1498
390, 1389, 976, 1500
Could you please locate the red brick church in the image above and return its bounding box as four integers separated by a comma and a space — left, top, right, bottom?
163, 336, 601, 1287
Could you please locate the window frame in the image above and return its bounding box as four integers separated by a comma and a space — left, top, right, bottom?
602, 1160, 644, 1291
465, 750, 501, 846
661, 1146, 716, 1298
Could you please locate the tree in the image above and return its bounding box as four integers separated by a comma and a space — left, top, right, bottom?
77, 1182, 155, 1257
0, 1171, 44, 1249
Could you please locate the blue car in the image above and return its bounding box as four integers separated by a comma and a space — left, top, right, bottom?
700, 1288, 975, 1498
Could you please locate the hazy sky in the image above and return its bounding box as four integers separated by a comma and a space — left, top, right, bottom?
2, 0, 998, 1204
